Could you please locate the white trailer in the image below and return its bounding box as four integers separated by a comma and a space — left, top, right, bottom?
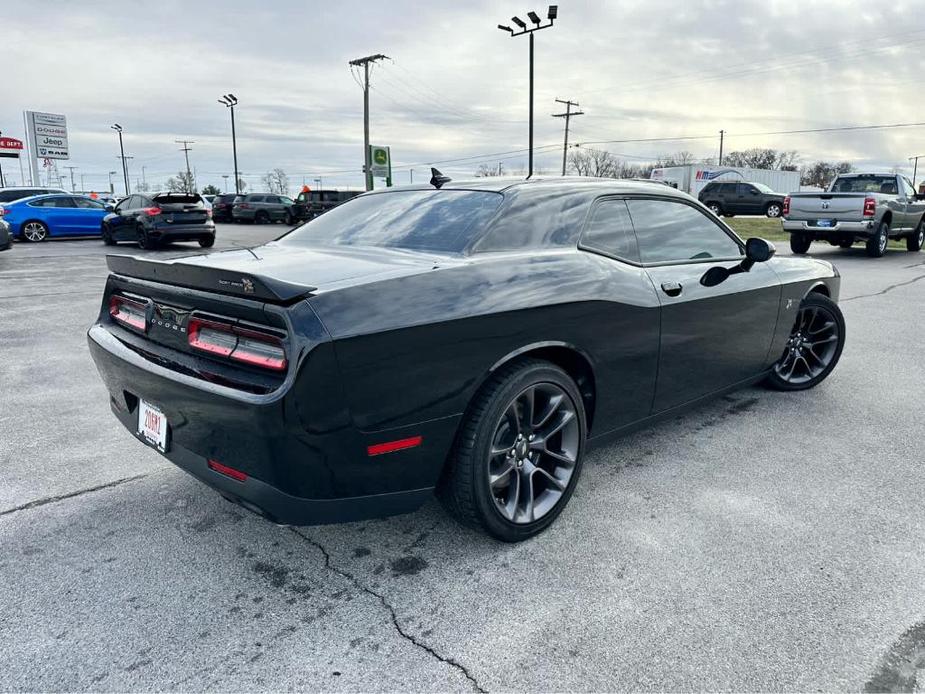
650, 165, 802, 197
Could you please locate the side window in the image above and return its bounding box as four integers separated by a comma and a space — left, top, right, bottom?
580, 199, 639, 263
266, 196, 282, 204
55, 197, 80, 208
74, 198, 104, 209
626, 199, 742, 264
721, 183, 737, 195
28, 198, 54, 207
250, 195, 265, 203
900, 177, 915, 198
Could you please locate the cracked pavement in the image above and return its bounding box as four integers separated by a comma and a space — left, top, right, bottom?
2, 227, 925, 691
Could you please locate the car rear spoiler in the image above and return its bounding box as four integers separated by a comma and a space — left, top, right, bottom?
106, 254, 317, 303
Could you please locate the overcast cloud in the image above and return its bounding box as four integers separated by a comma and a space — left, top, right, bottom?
3, 0, 924, 192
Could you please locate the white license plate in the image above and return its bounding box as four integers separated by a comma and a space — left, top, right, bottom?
137, 399, 168, 452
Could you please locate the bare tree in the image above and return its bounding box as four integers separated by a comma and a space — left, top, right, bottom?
722, 148, 801, 170
165, 170, 196, 193
800, 161, 854, 189
568, 148, 619, 177
262, 168, 290, 195
475, 163, 504, 177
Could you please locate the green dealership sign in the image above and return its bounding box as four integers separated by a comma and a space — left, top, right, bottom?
369, 145, 391, 179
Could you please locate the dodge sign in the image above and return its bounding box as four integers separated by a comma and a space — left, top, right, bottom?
27, 111, 69, 160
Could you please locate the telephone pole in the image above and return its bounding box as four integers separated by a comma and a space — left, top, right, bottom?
64, 166, 78, 190
176, 140, 195, 192
552, 98, 583, 176
910, 154, 924, 189
718, 129, 725, 166
348, 53, 388, 191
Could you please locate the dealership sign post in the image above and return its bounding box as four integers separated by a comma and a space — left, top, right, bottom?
368, 145, 392, 188
0, 136, 23, 188
23, 111, 69, 186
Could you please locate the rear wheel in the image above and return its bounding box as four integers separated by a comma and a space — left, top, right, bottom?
438, 359, 586, 542
838, 238, 854, 248
22, 221, 48, 242
866, 220, 889, 257
906, 220, 924, 252
790, 233, 812, 254
255, 210, 269, 225
136, 225, 155, 250
765, 293, 845, 391
766, 202, 782, 218
198, 235, 215, 248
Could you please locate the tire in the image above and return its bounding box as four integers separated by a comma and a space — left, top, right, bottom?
906, 219, 924, 252
136, 225, 155, 250
764, 293, 845, 392
284, 211, 294, 226
437, 359, 587, 542
838, 238, 854, 249
766, 202, 782, 218
101, 223, 116, 246
21, 221, 49, 242
198, 235, 215, 248
254, 211, 269, 225
706, 202, 722, 216
790, 233, 812, 254
866, 220, 889, 257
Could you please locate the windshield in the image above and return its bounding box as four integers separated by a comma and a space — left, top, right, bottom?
279, 190, 504, 253
831, 175, 896, 193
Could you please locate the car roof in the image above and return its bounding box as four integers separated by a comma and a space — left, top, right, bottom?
7, 193, 75, 204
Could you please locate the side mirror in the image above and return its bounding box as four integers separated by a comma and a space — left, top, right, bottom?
105, 204, 115, 211
700, 238, 776, 288
745, 237, 776, 263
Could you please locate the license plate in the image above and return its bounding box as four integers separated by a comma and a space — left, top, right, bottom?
137, 399, 168, 452
816, 219, 835, 227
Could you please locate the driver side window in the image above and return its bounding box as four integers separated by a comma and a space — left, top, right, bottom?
626, 198, 742, 264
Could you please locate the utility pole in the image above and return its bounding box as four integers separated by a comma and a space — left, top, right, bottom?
176, 139, 195, 192
552, 98, 583, 176
80, 173, 85, 192
718, 129, 725, 166
218, 94, 240, 194
64, 165, 78, 190
348, 53, 388, 191
498, 6, 558, 179
909, 154, 924, 189
141, 165, 147, 190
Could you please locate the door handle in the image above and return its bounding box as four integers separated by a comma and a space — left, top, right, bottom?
660, 281, 683, 297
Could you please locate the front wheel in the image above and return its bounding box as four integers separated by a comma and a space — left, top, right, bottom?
22, 221, 49, 242
766, 202, 782, 218
101, 223, 116, 246
707, 202, 722, 216
764, 293, 845, 391
906, 220, 924, 252
198, 235, 215, 248
790, 233, 812, 254
866, 221, 889, 257
438, 359, 586, 542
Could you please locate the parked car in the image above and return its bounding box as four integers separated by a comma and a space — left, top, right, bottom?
202, 194, 216, 205
0, 186, 69, 204
782, 173, 925, 257
698, 181, 785, 218
102, 191, 215, 249
210, 193, 239, 223
87, 177, 844, 542
291, 189, 363, 222
0, 219, 11, 250
1, 194, 111, 242
231, 193, 295, 224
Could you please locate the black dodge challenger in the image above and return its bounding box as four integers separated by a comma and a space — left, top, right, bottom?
88, 177, 845, 541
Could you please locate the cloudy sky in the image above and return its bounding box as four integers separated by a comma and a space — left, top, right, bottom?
3, 0, 924, 193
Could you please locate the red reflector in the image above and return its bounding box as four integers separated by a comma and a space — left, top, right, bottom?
863, 197, 876, 217
208, 459, 248, 482
367, 436, 423, 456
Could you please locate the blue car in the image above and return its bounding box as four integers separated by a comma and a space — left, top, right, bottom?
1, 194, 112, 242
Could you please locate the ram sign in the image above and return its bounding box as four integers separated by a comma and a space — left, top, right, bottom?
27, 111, 69, 159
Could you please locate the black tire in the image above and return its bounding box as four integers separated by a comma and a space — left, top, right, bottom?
198, 235, 215, 248
706, 202, 722, 217
838, 238, 854, 248
790, 233, 812, 254
284, 211, 294, 226
866, 220, 889, 257
254, 211, 269, 225
437, 359, 587, 542
136, 225, 155, 250
101, 223, 116, 246
21, 220, 49, 242
764, 293, 845, 392
766, 202, 782, 218
906, 219, 924, 252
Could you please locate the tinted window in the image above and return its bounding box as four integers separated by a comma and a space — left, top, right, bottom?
152, 193, 202, 205
720, 183, 737, 194
250, 195, 265, 203
0, 190, 39, 203
831, 175, 896, 193
280, 190, 503, 253
28, 197, 56, 207
900, 177, 915, 197
626, 199, 741, 263
74, 197, 105, 209
580, 199, 639, 262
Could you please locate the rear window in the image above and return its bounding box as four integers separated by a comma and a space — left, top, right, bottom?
153, 193, 203, 205
279, 190, 503, 253
831, 175, 896, 193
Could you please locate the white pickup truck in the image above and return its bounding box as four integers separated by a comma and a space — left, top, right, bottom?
782, 173, 925, 257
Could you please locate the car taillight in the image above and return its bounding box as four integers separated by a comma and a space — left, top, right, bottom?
142, 207, 161, 216
863, 197, 876, 217
187, 317, 287, 371
109, 295, 148, 332
782, 196, 790, 216
237, 203, 251, 209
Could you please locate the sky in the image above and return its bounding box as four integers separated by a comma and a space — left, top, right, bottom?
3, 0, 924, 194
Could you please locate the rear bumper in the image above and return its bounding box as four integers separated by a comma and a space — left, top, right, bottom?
149, 223, 215, 240
232, 209, 256, 220
782, 219, 874, 235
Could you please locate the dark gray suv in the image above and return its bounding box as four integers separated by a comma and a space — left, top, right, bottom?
231, 193, 295, 224
698, 181, 785, 218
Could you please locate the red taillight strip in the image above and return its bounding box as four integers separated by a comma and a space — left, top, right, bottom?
782, 196, 790, 217
863, 197, 876, 217
187, 316, 287, 371
367, 436, 423, 457
142, 207, 161, 216
207, 459, 248, 482
109, 295, 148, 331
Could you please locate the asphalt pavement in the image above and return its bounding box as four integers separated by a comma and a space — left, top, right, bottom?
1, 223, 924, 691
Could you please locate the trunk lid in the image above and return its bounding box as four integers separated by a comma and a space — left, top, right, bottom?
786, 192, 870, 221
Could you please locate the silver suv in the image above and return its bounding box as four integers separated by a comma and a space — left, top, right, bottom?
231, 193, 295, 225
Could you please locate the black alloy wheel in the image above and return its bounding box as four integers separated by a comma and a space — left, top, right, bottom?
438, 359, 587, 542
102, 223, 116, 246
198, 235, 215, 248
136, 225, 155, 250
765, 293, 845, 391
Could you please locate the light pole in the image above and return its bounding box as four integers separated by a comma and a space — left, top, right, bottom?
108, 170, 116, 194
111, 124, 130, 195
498, 6, 557, 179
218, 94, 240, 194
314, 177, 322, 193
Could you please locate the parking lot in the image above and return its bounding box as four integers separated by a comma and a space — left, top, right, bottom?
1, 224, 924, 691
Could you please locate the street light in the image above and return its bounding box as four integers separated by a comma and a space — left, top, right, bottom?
111, 124, 130, 195
498, 6, 558, 178
314, 177, 322, 192
218, 94, 240, 194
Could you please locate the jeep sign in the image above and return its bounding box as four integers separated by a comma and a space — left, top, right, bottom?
27, 111, 69, 160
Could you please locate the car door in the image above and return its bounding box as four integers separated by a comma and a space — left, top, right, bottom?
899, 176, 922, 231
72, 197, 107, 234
738, 184, 763, 215
265, 195, 282, 220
627, 197, 781, 413
109, 195, 138, 239
43, 196, 83, 235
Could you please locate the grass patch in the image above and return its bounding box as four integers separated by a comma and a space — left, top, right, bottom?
724, 217, 787, 242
